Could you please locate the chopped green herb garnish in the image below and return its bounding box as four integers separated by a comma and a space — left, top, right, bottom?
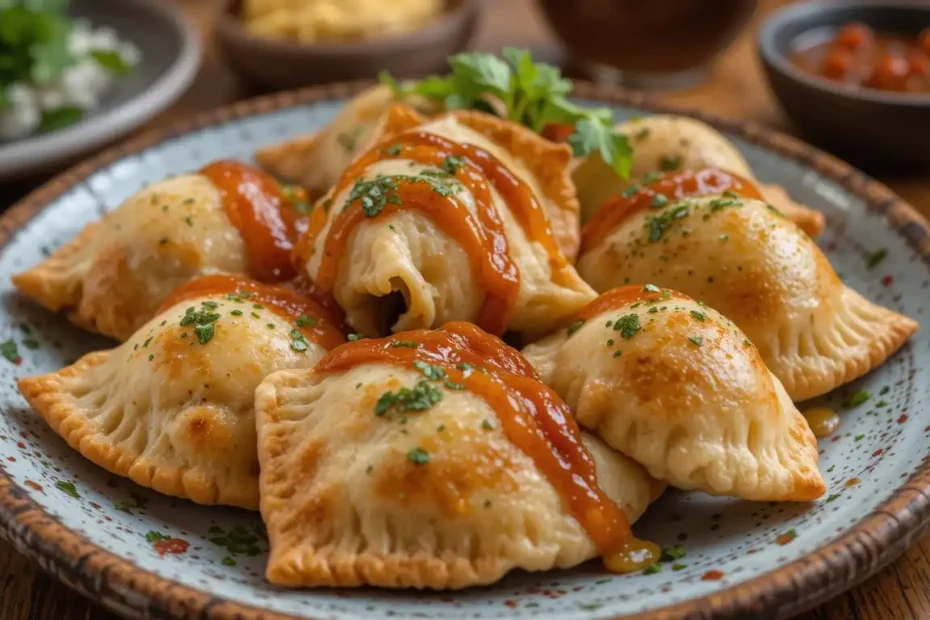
413, 360, 446, 380
374, 381, 443, 416
643, 563, 662, 574
660, 545, 686, 562
826, 494, 840, 503
385, 143, 402, 156
659, 154, 682, 171
230, 309, 243, 316
348, 333, 362, 341
843, 389, 871, 409
613, 313, 641, 339
290, 330, 309, 352
296, 315, 317, 328
481, 418, 496, 430
567, 319, 586, 335
1, 340, 20, 363
672, 563, 688, 571
456, 362, 473, 371
407, 447, 430, 465
442, 155, 464, 175
689, 310, 706, 322
145, 531, 170, 543
642, 171, 662, 185
55, 480, 79, 498
650, 194, 669, 209
688, 335, 704, 346
391, 340, 419, 348
622, 184, 640, 198
866, 248, 888, 269
643, 284, 661, 293
381, 49, 633, 177
646, 204, 689, 242
22, 338, 39, 350
179, 307, 221, 345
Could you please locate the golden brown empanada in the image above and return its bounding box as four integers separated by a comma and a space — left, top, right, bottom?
577, 190, 917, 400
295, 107, 593, 338
572, 115, 825, 237
13, 161, 306, 341
255, 322, 664, 589
255, 85, 441, 198
522, 286, 826, 501
18, 275, 344, 509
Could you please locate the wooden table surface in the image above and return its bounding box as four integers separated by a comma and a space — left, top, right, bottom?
2, 1, 929, 618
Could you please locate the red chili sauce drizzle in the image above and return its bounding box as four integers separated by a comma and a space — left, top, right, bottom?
314, 321, 648, 567
581, 168, 764, 251
200, 160, 307, 282
571, 285, 691, 326
159, 274, 345, 350
296, 131, 572, 336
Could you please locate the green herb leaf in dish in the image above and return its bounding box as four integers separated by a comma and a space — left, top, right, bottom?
381, 48, 634, 179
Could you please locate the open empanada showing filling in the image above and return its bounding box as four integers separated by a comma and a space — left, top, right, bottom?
255, 322, 665, 589
576, 170, 917, 401
18, 275, 345, 509
294, 105, 593, 338
255, 85, 442, 200
13, 160, 308, 341
522, 286, 826, 501
571, 114, 825, 238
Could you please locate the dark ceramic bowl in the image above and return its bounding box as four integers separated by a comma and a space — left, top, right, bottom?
758, 1, 930, 171
214, 0, 479, 91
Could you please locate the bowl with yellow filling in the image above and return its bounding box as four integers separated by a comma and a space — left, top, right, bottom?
214, 0, 480, 89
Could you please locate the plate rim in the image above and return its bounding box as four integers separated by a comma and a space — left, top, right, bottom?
1, 79, 929, 620
0, 0, 203, 180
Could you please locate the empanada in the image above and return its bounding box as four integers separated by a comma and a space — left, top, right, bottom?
18, 275, 344, 509
13, 161, 307, 341
577, 186, 917, 400
255, 85, 442, 198
255, 322, 664, 589
572, 114, 825, 237
295, 106, 593, 338
522, 286, 826, 501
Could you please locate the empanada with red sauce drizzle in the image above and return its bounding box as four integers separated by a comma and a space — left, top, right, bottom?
255, 323, 664, 588
522, 287, 826, 501
576, 184, 916, 400
571, 114, 825, 237
17, 275, 344, 509
13, 161, 307, 341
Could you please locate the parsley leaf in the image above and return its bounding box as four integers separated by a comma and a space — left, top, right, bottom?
380, 50, 633, 178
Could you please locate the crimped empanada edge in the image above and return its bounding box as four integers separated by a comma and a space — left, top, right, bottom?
18, 353, 259, 510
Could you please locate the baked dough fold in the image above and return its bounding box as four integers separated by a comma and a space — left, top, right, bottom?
298, 109, 593, 337
13, 175, 248, 341
572, 115, 825, 237
576, 195, 916, 400
255, 361, 662, 589
522, 287, 826, 501
18, 280, 333, 509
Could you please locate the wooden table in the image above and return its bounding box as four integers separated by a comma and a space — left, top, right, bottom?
1, 1, 929, 618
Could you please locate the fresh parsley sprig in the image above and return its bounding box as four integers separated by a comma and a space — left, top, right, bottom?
380, 48, 632, 178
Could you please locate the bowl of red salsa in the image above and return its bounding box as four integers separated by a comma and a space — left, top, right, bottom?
759, 1, 930, 170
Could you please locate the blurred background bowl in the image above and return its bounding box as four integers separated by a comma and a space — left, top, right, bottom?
759, 1, 930, 172
537, 0, 758, 90
214, 0, 480, 91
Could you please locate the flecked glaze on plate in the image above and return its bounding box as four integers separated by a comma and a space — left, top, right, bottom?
0, 82, 928, 620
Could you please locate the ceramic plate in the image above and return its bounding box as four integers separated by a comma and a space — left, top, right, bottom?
0, 0, 201, 181
0, 82, 929, 620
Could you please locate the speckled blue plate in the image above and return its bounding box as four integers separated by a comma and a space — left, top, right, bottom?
0, 82, 928, 620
